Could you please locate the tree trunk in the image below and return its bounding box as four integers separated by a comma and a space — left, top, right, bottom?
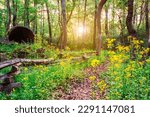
24, 0, 30, 28
42, 6, 45, 42
6, 0, 11, 33
66, 0, 75, 24
33, 0, 37, 35
46, 2, 52, 44
12, 0, 17, 26
133, 1, 137, 25
126, 0, 137, 37
60, 0, 67, 49
82, 0, 87, 45
93, 0, 97, 50
145, 0, 150, 50
96, 0, 107, 55
112, 0, 115, 36
105, 6, 109, 37
57, 0, 62, 47
137, 0, 144, 30
0, 10, 3, 37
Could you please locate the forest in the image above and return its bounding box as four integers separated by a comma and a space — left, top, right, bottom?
0, 0, 150, 100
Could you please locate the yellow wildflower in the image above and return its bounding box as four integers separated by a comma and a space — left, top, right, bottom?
97, 80, 107, 92
140, 40, 144, 44
60, 61, 66, 67
113, 71, 118, 75
144, 48, 150, 54
91, 59, 100, 67
56, 48, 60, 54
132, 39, 140, 45
114, 63, 120, 68
124, 46, 130, 52
65, 46, 70, 51
107, 51, 115, 55
24, 67, 28, 71
89, 76, 96, 81
106, 38, 116, 48
139, 61, 144, 66
126, 73, 131, 78
127, 36, 132, 40
146, 59, 150, 63
23, 77, 28, 81
116, 45, 124, 52
43, 67, 48, 71
115, 77, 120, 81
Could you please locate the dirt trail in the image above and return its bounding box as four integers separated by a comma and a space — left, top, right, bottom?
53, 62, 108, 100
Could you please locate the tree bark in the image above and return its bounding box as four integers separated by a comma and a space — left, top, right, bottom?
126, 0, 137, 37
45, 2, 52, 44
105, 6, 109, 37
82, 0, 87, 45
66, 0, 75, 24
96, 0, 107, 55
137, 0, 144, 30
60, 0, 67, 49
33, 0, 38, 35
6, 0, 11, 33
24, 0, 30, 28
93, 0, 97, 50
0, 59, 54, 70
145, 0, 150, 53
12, 0, 17, 26
42, 6, 45, 40
0, 54, 91, 70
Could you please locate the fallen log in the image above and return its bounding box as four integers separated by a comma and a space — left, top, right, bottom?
0, 58, 54, 70
0, 63, 22, 94
0, 55, 90, 94
0, 55, 89, 70
3, 82, 21, 94
0, 64, 21, 82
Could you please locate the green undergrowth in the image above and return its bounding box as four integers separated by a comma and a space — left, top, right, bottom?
0, 43, 107, 99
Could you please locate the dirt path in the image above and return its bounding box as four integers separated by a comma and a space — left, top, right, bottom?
53, 62, 108, 100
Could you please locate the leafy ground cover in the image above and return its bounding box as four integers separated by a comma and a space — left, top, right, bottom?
0, 37, 150, 100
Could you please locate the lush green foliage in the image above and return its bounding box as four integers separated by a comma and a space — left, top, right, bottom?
0, 37, 150, 100
105, 37, 150, 100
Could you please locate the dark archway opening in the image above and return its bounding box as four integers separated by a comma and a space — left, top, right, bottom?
8, 26, 34, 43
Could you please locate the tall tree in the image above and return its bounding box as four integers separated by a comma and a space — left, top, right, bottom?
96, 0, 107, 55
82, 0, 87, 44
12, 0, 17, 26
33, 0, 38, 35
45, 1, 52, 44
6, 0, 11, 33
105, 6, 109, 37
60, 0, 67, 49
66, 0, 75, 24
0, 9, 3, 37
126, 0, 136, 37
93, 0, 97, 49
137, 0, 144, 30
24, 0, 30, 28
145, 0, 150, 49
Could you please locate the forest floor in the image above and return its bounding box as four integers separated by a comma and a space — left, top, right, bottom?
53, 61, 109, 100
1, 40, 149, 100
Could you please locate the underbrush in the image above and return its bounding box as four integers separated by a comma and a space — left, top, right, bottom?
0, 60, 84, 99
104, 37, 150, 100
0, 36, 149, 100
0, 43, 105, 99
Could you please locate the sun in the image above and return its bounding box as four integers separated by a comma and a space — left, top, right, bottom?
76, 25, 86, 37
